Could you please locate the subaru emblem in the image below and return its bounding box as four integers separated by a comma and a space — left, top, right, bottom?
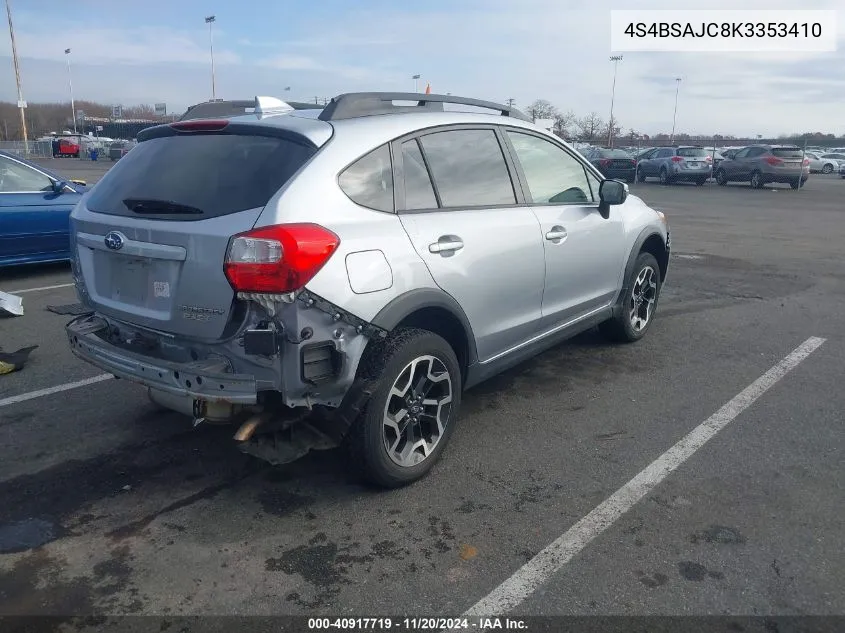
104, 231, 124, 251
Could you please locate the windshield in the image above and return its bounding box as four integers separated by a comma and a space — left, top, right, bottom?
86, 133, 317, 221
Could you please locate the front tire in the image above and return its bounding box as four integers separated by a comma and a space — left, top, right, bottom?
348, 328, 461, 488
600, 252, 662, 343
659, 168, 671, 185
715, 169, 728, 186
822, 163, 833, 174
636, 167, 646, 183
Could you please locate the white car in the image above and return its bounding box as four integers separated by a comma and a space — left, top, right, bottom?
804, 152, 840, 174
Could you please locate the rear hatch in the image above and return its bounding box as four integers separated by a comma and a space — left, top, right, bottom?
768, 147, 806, 172
675, 147, 711, 168
599, 150, 635, 169
72, 119, 321, 340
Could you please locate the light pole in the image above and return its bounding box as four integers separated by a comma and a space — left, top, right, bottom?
607, 55, 622, 148
412, 74, 420, 92
5, 0, 27, 149
64, 48, 77, 134
205, 15, 216, 100
669, 77, 682, 144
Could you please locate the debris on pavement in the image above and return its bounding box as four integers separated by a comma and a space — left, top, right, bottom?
0, 290, 24, 316
46, 302, 92, 316
0, 345, 38, 375
121, 485, 132, 492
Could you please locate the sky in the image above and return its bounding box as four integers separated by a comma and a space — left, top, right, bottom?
0, 0, 843, 137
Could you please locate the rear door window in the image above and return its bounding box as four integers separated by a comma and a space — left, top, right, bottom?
85, 133, 317, 221
339, 144, 394, 212
418, 129, 516, 208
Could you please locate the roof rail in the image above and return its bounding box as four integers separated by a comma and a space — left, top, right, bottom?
318, 92, 532, 122
179, 98, 323, 121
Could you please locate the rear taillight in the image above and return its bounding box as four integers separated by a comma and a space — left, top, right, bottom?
671, 156, 684, 162
224, 224, 340, 294
170, 119, 230, 132
630, 159, 636, 166
764, 156, 784, 166
599, 159, 611, 167
803, 158, 810, 166
705, 155, 712, 162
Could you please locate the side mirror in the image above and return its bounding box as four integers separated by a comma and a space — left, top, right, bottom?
52, 180, 68, 194
598, 179, 627, 218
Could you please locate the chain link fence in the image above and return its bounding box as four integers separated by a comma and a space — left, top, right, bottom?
0, 140, 54, 159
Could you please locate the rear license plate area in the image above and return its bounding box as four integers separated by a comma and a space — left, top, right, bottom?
110, 256, 150, 304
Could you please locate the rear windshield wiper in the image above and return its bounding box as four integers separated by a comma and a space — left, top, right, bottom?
123, 198, 204, 215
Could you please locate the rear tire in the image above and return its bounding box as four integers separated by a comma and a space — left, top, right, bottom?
750, 170, 764, 189
636, 167, 646, 183
600, 252, 662, 343
348, 328, 462, 488
822, 163, 833, 174
790, 180, 801, 190
694, 178, 706, 186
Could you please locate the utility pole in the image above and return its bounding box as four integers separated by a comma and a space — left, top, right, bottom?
607, 55, 622, 148
5, 0, 27, 149
205, 15, 216, 100
506, 98, 515, 108
65, 48, 77, 133
669, 77, 682, 145
412, 74, 420, 92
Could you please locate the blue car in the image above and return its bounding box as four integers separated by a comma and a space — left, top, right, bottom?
0, 150, 88, 267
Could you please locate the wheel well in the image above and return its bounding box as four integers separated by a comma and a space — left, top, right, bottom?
641, 234, 669, 282
395, 307, 470, 381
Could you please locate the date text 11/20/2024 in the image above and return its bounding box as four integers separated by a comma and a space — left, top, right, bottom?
307, 618, 528, 630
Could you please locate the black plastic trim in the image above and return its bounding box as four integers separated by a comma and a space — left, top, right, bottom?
137, 121, 318, 148
611, 228, 668, 316
370, 288, 479, 367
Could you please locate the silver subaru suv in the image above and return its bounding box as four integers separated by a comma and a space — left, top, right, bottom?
66, 93, 670, 487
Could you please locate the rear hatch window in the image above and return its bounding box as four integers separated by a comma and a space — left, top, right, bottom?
676, 148, 708, 157
601, 150, 631, 159
771, 148, 804, 158
86, 133, 316, 221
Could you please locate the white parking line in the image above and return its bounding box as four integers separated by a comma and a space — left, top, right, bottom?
8, 283, 75, 294
0, 374, 113, 408
464, 336, 826, 618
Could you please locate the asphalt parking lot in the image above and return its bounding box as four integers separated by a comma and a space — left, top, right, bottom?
1, 169, 843, 628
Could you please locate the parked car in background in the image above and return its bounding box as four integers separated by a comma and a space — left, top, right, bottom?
804, 152, 841, 174
0, 150, 88, 267
585, 148, 637, 182
635, 146, 712, 185
840, 162, 845, 178
714, 145, 809, 189
64, 92, 670, 487
108, 140, 136, 161
819, 153, 845, 172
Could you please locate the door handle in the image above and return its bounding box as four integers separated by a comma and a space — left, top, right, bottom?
429, 236, 464, 254
545, 226, 567, 241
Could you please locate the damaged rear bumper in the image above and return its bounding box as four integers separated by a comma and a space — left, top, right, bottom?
66, 314, 259, 404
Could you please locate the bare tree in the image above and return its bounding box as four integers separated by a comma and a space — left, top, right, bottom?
574, 112, 604, 141
527, 99, 557, 121
553, 109, 576, 139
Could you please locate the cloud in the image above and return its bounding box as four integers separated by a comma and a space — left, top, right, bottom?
1, 0, 843, 135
